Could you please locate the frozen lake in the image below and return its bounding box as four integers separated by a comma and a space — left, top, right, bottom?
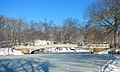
0, 53, 113, 72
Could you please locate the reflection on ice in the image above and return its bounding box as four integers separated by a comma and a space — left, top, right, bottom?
0, 58, 49, 72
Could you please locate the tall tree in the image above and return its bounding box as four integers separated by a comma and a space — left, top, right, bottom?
84, 0, 120, 48
0, 15, 5, 41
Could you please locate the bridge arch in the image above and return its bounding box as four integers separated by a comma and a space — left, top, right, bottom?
30, 44, 80, 54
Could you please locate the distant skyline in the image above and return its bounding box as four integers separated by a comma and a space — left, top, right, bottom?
0, 0, 96, 25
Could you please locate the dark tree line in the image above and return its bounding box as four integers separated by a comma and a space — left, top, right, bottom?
0, 0, 120, 48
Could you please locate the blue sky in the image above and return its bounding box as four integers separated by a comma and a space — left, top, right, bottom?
0, 0, 96, 25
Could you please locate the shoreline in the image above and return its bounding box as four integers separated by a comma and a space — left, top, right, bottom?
99, 58, 115, 72
104, 54, 120, 72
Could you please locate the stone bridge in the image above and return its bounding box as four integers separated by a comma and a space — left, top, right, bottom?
14, 44, 80, 54
14, 44, 110, 54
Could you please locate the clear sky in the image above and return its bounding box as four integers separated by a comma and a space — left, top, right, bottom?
0, 0, 96, 25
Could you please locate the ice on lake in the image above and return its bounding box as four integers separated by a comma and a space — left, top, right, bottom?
0, 53, 113, 72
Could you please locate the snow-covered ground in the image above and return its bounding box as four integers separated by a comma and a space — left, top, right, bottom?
97, 49, 120, 72
104, 55, 120, 72
0, 48, 24, 55
97, 49, 111, 54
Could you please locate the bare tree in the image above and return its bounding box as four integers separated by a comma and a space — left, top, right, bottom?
87, 27, 102, 43
53, 26, 63, 43
84, 0, 120, 48
0, 15, 5, 41
40, 20, 54, 41
62, 18, 80, 43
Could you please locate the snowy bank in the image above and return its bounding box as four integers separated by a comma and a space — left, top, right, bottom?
99, 59, 114, 72
95, 49, 111, 57
0, 48, 24, 55
105, 55, 120, 72
98, 49, 110, 54
96, 49, 120, 72
98, 48, 120, 55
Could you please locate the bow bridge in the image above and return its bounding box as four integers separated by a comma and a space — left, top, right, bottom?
14, 44, 80, 54
14, 44, 110, 54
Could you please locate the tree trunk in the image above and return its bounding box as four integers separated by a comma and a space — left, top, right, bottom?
113, 29, 117, 48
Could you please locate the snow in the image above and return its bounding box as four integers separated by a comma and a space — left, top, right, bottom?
99, 60, 114, 72
97, 49, 120, 72
0, 48, 24, 55
33, 40, 52, 46
97, 49, 110, 54
105, 55, 120, 72
40, 47, 91, 53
